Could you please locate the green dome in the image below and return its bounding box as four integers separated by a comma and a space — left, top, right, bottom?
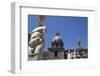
52, 36, 62, 43
51, 33, 64, 47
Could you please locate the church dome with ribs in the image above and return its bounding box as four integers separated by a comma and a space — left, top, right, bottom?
51, 33, 64, 47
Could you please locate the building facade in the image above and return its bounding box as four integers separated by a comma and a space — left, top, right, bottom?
44, 35, 88, 60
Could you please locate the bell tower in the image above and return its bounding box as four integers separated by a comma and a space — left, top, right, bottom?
77, 37, 81, 48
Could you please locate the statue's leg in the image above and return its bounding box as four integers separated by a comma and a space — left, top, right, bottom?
34, 44, 43, 54
34, 44, 44, 60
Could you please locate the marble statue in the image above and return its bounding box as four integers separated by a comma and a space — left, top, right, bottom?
28, 16, 47, 59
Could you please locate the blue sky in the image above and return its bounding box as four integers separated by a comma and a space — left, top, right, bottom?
28, 15, 88, 50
